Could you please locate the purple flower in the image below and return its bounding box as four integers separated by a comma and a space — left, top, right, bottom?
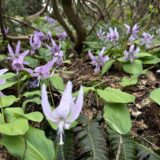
125, 24, 139, 41
41, 81, 83, 145
27, 79, 39, 89
0, 69, 8, 97
141, 32, 154, 48
97, 27, 106, 40
88, 47, 109, 73
106, 27, 119, 43
24, 59, 56, 81
125, 24, 139, 35
46, 31, 52, 40
8, 41, 29, 72
4, 27, 9, 35
57, 32, 67, 41
30, 31, 43, 53
47, 39, 63, 65
124, 44, 140, 63
45, 16, 56, 24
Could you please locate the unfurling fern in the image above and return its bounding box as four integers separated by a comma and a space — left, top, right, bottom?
108, 128, 137, 160
74, 115, 109, 160
136, 143, 160, 160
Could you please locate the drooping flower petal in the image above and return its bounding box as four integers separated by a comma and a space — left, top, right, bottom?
97, 27, 106, 40
15, 41, 21, 55
21, 50, 29, 59
8, 44, 14, 56
41, 84, 57, 122
88, 51, 96, 61
0, 69, 8, 75
103, 56, 110, 63
94, 65, 101, 73
51, 39, 56, 47
99, 47, 106, 57
56, 81, 73, 118
70, 85, 83, 122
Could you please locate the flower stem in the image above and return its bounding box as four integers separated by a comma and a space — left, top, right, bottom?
48, 81, 55, 108
54, 142, 59, 160
17, 73, 20, 98
0, 97, 5, 123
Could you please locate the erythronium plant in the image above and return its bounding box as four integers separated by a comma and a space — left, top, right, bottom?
141, 32, 154, 49
125, 24, 139, 36
45, 16, 56, 25
24, 59, 56, 82
106, 27, 119, 43
41, 81, 83, 145
97, 27, 119, 43
57, 31, 67, 41
88, 47, 109, 73
97, 27, 106, 40
124, 44, 140, 63
46, 31, 52, 40
125, 24, 139, 42
30, 31, 43, 54
47, 39, 64, 65
8, 41, 29, 73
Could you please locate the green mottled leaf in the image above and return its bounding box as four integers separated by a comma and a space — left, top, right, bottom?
24, 127, 55, 160
25, 56, 39, 68
0, 127, 55, 160
5, 107, 43, 123
0, 82, 16, 90
122, 60, 143, 74
104, 103, 132, 134
0, 95, 19, 108
142, 56, 160, 64
22, 97, 41, 109
137, 52, 153, 59
23, 90, 41, 97
101, 60, 114, 75
0, 136, 25, 158
120, 74, 138, 87
149, 88, 160, 105
0, 118, 29, 135
97, 87, 135, 103
49, 74, 64, 92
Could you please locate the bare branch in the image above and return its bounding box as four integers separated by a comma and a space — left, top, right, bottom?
0, 0, 7, 39
27, 0, 50, 21
4, 16, 39, 31
84, 0, 104, 17
86, 0, 115, 37
62, 0, 87, 53
0, 33, 29, 40
52, 0, 75, 42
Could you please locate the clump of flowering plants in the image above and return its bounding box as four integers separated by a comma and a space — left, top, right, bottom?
86, 21, 159, 76
8, 41, 29, 73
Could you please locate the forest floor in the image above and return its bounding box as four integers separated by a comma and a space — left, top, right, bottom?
0, 57, 160, 159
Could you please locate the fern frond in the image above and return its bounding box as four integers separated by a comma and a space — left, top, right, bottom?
108, 128, 137, 160
136, 143, 160, 160
74, 116, 109, 160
